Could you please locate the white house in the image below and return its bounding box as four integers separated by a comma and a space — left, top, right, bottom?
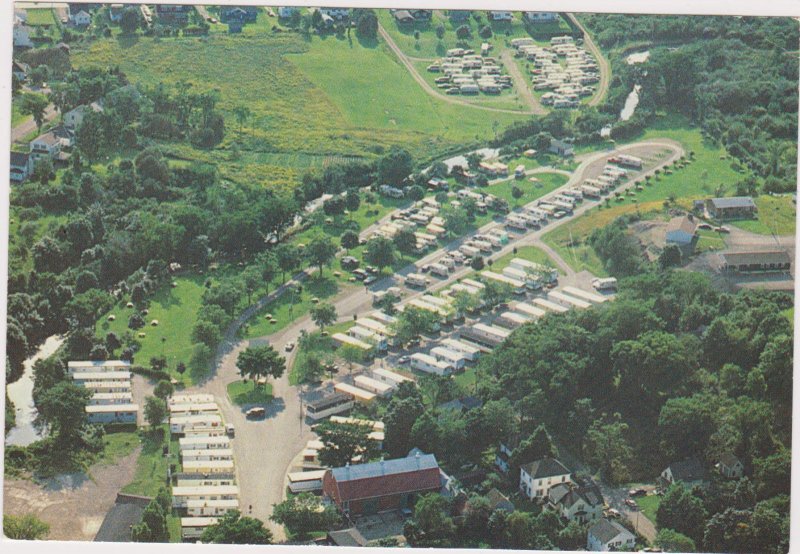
717, 453, 744, 480
109, 4, 125, 22
587, 519, 636, 551
524, 12, 559, 24
64, 101, 104, 129
519, 457, 572, 500
547, 483, 604, 524
85, 403, 139, 424
319, 7, 349, 20
410, 353, 454, 376
72, 10, 92, 26
14, 24, 34, 48
10, 151, 33, 183
665, 215, 697, 247
488, 11, 513, 21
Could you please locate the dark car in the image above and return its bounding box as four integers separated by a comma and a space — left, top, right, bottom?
246, 407, 266, 419
628, 488, 647, 497
624, 499, 638, 509
363, 275, 378, 286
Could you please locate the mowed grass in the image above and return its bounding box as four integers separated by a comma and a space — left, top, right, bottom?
489, 171, 568, 207
636, 494, 661, 524
729, 195, 796, 236
122, 426, 173, 497
96, 275, 208, 384
227, 380, 274, 406
489, 245, 560, 273
24, 8, 57, 26
11, 103, 30, 127
95, 429, 140, 466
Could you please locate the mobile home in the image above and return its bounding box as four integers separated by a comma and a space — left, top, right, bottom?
405, 273, 429, 288
331, 333, 374, 353
410, 353, 454, 376
495, 311, 531, 329
349, 326, 388, 352
180, 449, 234, 463
429, 347, 468, 370
169, 403, 221, 415
68, 360, 131, 374
509, 258, 558, 283
354, 375, 394, 397
179, 435, 231, 451
182, 460, 236, 475
185, 498, 239, 516
334, 382, 377, 404
514, 302, 547, 319
462, 278, 486, 290
371, 367, 413, 386
169, 414, 223, 435
429, 263, 450, 277
562, 286, 609, 304
170, 394, 215, 406
549, 290, 592, 309
440, 338, 482, 361
503, 266, 542, 290
181, 517, 220, 540
462, 323, 511, 348
480, 271, 526, 294
287, 470, 326, 494
88, 392, 133, 405
533, 297, 569, 314
85, 403, 139, 424
172, 485, 240, 508
592, 277, 618, 291
305, 393, 355, 420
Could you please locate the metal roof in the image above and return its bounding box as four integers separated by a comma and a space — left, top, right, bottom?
710, 196, 756, 209
331, 453, 438, 482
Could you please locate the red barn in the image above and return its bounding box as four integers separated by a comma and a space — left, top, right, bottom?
322, 453, 442, 516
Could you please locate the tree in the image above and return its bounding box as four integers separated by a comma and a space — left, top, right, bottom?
583, 415, 634, 484
436, 24, 445, 39
470, 255, 485, 271
144, 396, 167, 429
660, 244, 682, 268
241, 265, 262, 306
509, 425, 557, 477
364, 235, 397, 273
656, 483, 708, 544
310, 303, 337, 332
345, 189, 361, 215
384, 395, 425, 457
394, 227, 419, 259
35, 382, 91, 445
305, 235, 337, 276
120, 7, 140, 34
3, 514, 50, 540
316, 420, 377, 467
479, 25, 493, 39
340, 230, 360, 250
406, 494, 455, 547
374, 292, 401, 315
441, 205, 470, 236
236, 345, 286, 388
339, 344, 367, 374
192, 319, 221, 349
201, 511, 273, 545
20, 93, 48, 133
271, 494, 340, 541
655, 528, 697, 553
456, 24, 471, 40
407, 185, 425, 201
393, 306, 438, 345
154, 380, 174, 400
511, 185, 523, 201
274, 243, 301, 283
377, 146, 414, 186
232, 105, 251, 134
481, 279, 511, 309
31, 158, 55, 185
354, 9, 378, 40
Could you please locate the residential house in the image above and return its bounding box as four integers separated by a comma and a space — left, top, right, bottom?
705, 196, 757, 219
277, 6, 299, 19
393, 10, 414, 24
549, 138, 575, 157
448, 10, 471, 22
10, 151, 33, 183
665, 214, 697, 253
717, 453, 744, 480
519, 457, 572, 500
109, 4, 125, 22
488, 11, 514, 21
660, 458, 709, 489
322, 452, 442, 516
485, 488, 514, 513
12, 61, 30, 82
64, 101, 104, 130
587, 519, 636, 552
29, 131, 63, 163
547, 482, 603, 524
494, 436, 519, 474
221, 6, 258, 23
13, 23, 34, 48
410, 9, 432, 20
14, 8, 28, 24
438, 396, 482, 413
720, 250, 792, 274
319, 7, 350, 20
524, 12, 559, 24
155, 4, 193, 24
72, 10, 92, 26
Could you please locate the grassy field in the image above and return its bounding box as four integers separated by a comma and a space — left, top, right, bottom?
636, 494, 661, 524
227, 380, 274, 406
729, 195, 796, 236
25, 8, 57, 26
11, 103, 30, 127
121, 426, 173, 498
695, 228, 726, 253
542, 113, 745, 275
95, 274, 210, 384
95, 428, 140, 466
489, 245, 559, 273
488, 171, 568, 207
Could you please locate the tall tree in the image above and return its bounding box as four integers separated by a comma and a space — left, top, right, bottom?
20, 93, 49, 133
310, 302, 337, 332
271, 494, 340, 541
305, 235, 337, 276
316, 420, 377, 467
236, 345, 286, 388
34, 382, 91, 445
144, 396, 167, 429
201, 511, 273, 545
364, 235, 396, 273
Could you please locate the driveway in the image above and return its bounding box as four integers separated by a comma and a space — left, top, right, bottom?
11, 103, 58, 143
500, 49, 546, 115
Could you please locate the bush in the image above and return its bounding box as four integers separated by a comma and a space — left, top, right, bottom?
130, 365, 171, 382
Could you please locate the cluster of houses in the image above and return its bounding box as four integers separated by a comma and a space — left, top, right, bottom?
168, 393, 239, 541
69, 360, 139, 424
426, 49, 512, 96
511, 35, 599, 109
373, 195, 448, 250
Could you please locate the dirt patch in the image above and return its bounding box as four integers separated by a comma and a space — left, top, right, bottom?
3, 446, 141, 541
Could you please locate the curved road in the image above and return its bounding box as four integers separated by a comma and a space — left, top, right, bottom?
181, 138, 683, 540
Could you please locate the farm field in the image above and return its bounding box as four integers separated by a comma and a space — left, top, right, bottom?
24, 7, 57, 26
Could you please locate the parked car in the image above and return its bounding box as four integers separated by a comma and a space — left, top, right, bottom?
697, 223, 713, 230
398, 355, 410, 364
624, 499, 638, 509
284, 341, 295, 352
363, 275, 378, 286
605, 508, 621, 518
716, 226, 730, 233
225, 423, 235, 437
628, 488, 646, 497
246, 407, 266, 419
341, 256, 360, 270
352, 269, 368, 280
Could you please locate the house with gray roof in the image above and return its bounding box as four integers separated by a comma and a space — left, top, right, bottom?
660, 458, 709, 489
587, 518, 636, 551
665, 214, 697, 249
547, 482, 604, 523
706, 196, 757, 219
720, 250, 791, 274
519, 457, 572, 500
717, 453, 744, 480
10, 151, 32, 183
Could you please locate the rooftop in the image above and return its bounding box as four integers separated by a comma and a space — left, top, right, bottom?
667, 458, 708, 483
331, 453, 438, 483
710, 196, 756, 209
521, 457, 571, 479
94, 493, 151, 542
666, 215, 697, 236
721, 250, 791, 266
328, 528, 368, 547
589, 518, 633, 544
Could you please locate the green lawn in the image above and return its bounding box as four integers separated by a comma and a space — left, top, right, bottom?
489, 245, 560, 273
95, 274, 210, 385
25, 8, 57, 26
636, 494, 661, 524
695, 228, 726, 252
11, 103, 30, 127
94, 428, 140, 466
728, 195, 796, 236
227, 380, 274, 406
121, 426, 172, 498
489, 171, 568, 207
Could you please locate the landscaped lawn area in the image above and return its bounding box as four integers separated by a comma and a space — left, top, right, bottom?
728, 194, 796, 236
25, 8, 57, 26
96, 274, 210, 385
694, 228, 726, 252
489, 245, 560, 273
121, 426, 173, 498
489, 171, 568, 207
636, 494, 661, 524
227, 380, 274, 406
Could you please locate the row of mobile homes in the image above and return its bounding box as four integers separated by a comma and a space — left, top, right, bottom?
334, 382, 377, 404
440, 338, 482, 361
372, 367, 413, 386
462, 323, 511, 348
562, 286, 609, 304
179, 435, 231, 451
608, 154, 643, 169
549, 290, 592, 309
185, 498, 239, 516
503, 266, 542, 290
172, 485, 240, 508
581, 184, 602, 199
430, 347, 468, 370
181, 449, 235, 463
410, 353, 454, 376
481, 271, 526, 295
495, 311, 531, 329
533, 297, 569, 314
88, 392, 133, 405
354, 375, 394, 397
68, 360, 131, 374
70, 360, 138, 424
181, 517, 219, 540
349, 326, 388, 352
170, 414, 224, 435
514, 302, 548, 320
306, 393, 355, 421
169, 402, 220, 416
170, 394, 215, 406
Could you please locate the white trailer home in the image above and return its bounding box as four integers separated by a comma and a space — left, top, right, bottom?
514, 302, 548, 319
179, 435, 231, 451
533, 297, 570, 314
172, 485, 240, 508
85, 403, 139, 424
183, 427, 228, 438
562, 286, 609, 304
170, 394, 215, 406
88, 392, 133, 405
592, 277, 618, 291
480, 271, 526, 295
581, 184, 602, 199
72, 371, 132, 385
410, 353, 454, 376
287, 470, 326, 494
471, 239, 494, 253
182, 460, 236, 475
305, 393, 355, 421
459, 244, 481, 257
175, 473, 236, 487
170, 414, 223, 435
181, 449, 234, 463
503, 266, 542, 290
510, 258, 559, 283
68, 360, 131, 374
371, 367, 414, 386
549, 290, 592, 309
79, 381, 132, 393
506, 216, 528, 232
331, 333, 374, 353
406, 298, 449, 324
169, 403, 220, 416
354, 375, 394, 397
405, 272, 429, 288
429, 263, 450, 277
440, 338, 482, 361
185, 498, 240, 516
349, 326, 388, 352
466, 323, 511, 346
329, 416, 384, 431
181, 517, 219, 540
430, 347, 468, 370
369, 311, 397, 325
334, 382, 377, 404
495, 312, 531, 329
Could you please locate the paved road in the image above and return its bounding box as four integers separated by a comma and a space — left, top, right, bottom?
377, 23, 538, 116
500, 49, 546, 115
566, 14, 611, 107
11, 103, 58, 143
188, 138, 683, 540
